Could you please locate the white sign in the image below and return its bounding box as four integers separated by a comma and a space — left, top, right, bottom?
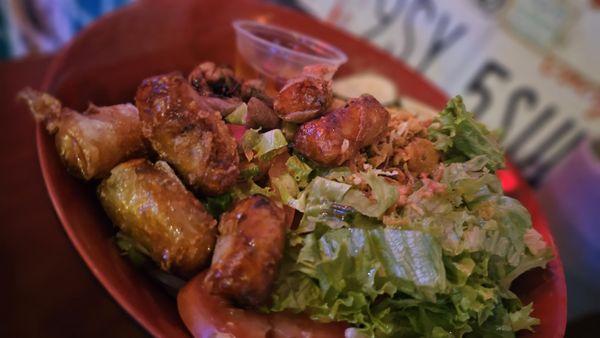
298, 0, 600, 187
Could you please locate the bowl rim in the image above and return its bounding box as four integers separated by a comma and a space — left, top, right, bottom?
36, 2, 175, 336
34, 1, 566, 337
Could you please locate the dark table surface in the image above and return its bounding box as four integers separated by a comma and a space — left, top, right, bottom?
0, 54, 148, 338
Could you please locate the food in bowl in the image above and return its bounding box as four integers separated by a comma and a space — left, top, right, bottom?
20, 60, 553, 337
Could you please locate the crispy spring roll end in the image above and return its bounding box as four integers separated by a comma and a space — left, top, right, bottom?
98, 159, 217, 277
17, 87, 62, 133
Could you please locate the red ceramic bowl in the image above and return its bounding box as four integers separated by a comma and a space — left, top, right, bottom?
37, 0, 566, 337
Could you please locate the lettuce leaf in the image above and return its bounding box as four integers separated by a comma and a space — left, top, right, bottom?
270, 227, 446, 336
286, 155, 313, 188
271, 172, 306, 211
241, 128, 288, 161
224, 102, 247, 124
508, 303, 539, 332
240, 163, 260, 179
466, 302, 515, 338
296, 177, 353, 233
231, 179, 274, 200
429, 96, 504, 172
342, 171, 399, 218
271, 156, 314, 211
402, 157, 552, 286
268, 97, 549, 337
255, 129, 288, 159
293, 171, 398, 232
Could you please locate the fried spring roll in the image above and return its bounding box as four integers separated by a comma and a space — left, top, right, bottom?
205, 195, 287, 307
294, 94, 390, 166
18, 88, 145, 180
135, 72, 240, 195
98, 159, 217, 277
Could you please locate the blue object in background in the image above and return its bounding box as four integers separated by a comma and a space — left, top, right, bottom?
0, 0, 132, 59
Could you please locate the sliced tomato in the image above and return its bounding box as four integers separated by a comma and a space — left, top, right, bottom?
267, 152, 291, 179
269, 312, 347, 338
177, 273, 271, 338
227, 124, 248, 142
177, 272, 347, 338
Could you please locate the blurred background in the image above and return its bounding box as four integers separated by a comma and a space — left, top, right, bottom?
1, 0, 598, 336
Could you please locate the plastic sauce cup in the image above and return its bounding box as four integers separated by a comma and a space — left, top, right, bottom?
233, 20, 348, 85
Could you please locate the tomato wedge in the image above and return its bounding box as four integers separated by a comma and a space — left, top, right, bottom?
177, 273, 347, 338
178, 273, 271, 338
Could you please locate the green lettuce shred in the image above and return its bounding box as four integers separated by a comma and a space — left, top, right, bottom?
271, 227, 446, 336
286, 155, 313, 188
224, 102, 247, 124
265, 97, 552, 337
342, 171, 399, 218
428, 96, 505, 172
241, 128, 288, 161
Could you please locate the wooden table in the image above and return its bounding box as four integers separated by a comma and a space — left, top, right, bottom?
0, 55, 148, 338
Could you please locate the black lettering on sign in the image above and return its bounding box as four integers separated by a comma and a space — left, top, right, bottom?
465, 60, 510, 118
399, 0, 435, 60
515, 119, 575, 170
461, 61, 584, 187
502, 87, 537, 132
506, 105, 557, 157
418, 13, 468, 72
363, 0, 407, 39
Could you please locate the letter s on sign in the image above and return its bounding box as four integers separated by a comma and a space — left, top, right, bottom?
465, 60, 510, 118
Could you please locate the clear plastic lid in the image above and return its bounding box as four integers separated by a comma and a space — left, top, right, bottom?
233, 20, 348, 82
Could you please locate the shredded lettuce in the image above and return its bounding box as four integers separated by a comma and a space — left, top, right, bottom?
286, 155, 313, 188
268, 158, 550, 337
296, 177, 353, 233
224, 102, 247, 124
508, 303, 539, 332
231, 179, 274, 200
272, 172, 304, 211
271, 227, 446, 336
342, 171, 398, 218
255, 129, 288, 159
241, 128, 288, 161
265, 97, 551, 337
429, 96, 504, 172
240, 163, 260, 179
276, 170, 399, 231
241, 129, 260, 161
316, 166, 352, 181
271, 156, 313, 211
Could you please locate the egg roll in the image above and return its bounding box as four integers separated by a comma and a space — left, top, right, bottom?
19, 88, 145, 180
98, 159, 217, 277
